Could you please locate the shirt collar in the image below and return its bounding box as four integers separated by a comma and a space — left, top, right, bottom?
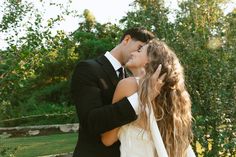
104, 51, 122, 71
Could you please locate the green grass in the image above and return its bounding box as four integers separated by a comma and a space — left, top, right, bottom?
0, 133, 77, 157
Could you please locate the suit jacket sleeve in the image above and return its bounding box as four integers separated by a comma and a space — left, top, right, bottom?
71, 61, 137, 136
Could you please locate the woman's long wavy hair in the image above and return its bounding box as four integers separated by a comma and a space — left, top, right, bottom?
138, 39, 193, 157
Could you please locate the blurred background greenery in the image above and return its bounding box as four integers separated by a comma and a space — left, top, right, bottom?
0, 0, 235, 156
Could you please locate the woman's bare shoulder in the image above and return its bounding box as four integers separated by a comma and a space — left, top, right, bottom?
116, 77, 138, 95
118, 77, 138, 86
112, 77, 138, 103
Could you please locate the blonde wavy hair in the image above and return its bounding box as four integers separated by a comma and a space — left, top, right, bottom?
138, 39, 193, 157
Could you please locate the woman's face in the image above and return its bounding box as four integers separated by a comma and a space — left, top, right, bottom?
125, 44, 149, 69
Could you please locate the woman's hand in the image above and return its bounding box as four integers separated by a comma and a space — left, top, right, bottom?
148, 64, 166, 100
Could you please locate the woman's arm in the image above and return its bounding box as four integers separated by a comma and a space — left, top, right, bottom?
101, 77, 138, 146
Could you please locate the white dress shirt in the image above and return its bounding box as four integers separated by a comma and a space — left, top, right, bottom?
104, 52, 139, 114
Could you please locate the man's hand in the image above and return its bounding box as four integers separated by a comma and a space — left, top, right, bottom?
148, 64, 166, 100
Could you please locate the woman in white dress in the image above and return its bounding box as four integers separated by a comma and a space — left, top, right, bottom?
101, 39, 195, 157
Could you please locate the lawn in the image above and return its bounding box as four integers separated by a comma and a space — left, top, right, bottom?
0, 133, 77, 157
1, 133, 235, 157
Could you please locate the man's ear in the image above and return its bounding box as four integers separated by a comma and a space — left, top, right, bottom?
122, 35, 132, 44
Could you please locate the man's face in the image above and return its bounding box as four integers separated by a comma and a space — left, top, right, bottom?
125, 44, 149, 69
122, 39, 146, 65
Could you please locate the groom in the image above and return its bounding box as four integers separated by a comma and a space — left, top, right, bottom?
70, 27, 155, 157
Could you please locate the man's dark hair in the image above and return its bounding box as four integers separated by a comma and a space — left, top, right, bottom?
120, 27, 155, 43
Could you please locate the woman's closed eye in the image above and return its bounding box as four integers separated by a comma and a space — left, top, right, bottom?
137, 45, 144, 52
137, 47, 143, 53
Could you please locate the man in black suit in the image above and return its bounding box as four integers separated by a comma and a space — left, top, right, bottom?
70, 27, 155, 157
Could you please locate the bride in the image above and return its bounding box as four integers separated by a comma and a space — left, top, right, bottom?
101, 39, 195, 157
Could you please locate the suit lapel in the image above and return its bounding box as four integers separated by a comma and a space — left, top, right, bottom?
96, 55, 119, 86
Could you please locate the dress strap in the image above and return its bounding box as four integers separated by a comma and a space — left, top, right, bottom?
148, 106, 169, 157
135, 77, 140, 84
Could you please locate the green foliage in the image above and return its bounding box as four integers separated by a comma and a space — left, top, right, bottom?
0, 0, 79, 126
0, 0, 33, 31
172, 1, 236, 156
73, 31, 108, 59
0, 81, 77, 126
121, 0, 174, 39
184, 49, 235, 156
73, 22, 122, 60
0, 145, 17, 157
0, 132, 17, 157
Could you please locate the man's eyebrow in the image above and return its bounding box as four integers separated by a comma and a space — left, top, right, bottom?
139, 45, 145, 49
139, 45, 143, 49
137, 46, 142, 51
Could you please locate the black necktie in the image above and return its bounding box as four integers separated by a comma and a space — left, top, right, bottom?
118, 67, 124, 80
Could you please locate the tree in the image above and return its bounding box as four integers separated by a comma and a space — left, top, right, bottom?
73, 10, 122, 60
173, 1, 236, 156
0, 0, 78, 122
120, 0, 175, 42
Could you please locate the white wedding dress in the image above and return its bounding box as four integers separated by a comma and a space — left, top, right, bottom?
118, 121, 157, 157
117, 77, 196, 157
118, 104, 196, 157
117, 77, 161, 157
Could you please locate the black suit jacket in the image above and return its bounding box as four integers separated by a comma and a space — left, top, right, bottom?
71, 55, 137, 157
